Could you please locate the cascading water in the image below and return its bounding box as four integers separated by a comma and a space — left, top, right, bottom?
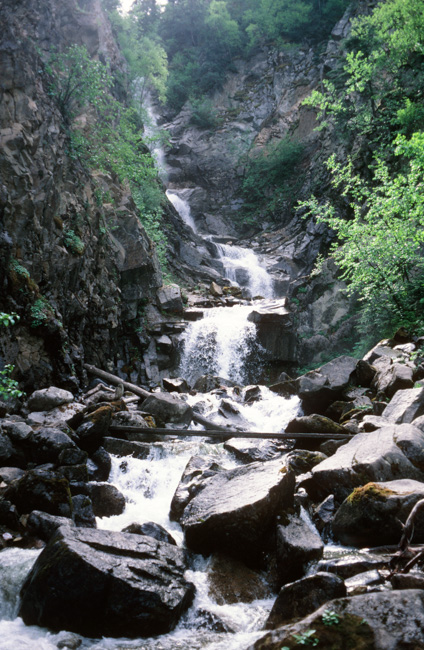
213, 243, 274, 299
166, 190, 197, 232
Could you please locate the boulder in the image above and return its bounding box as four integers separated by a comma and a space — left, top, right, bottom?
170, 456, 224, 521
316, 554, 388, 579
72, 494, 96, 528
110, 411, 149, 428
88, 446, 111, 482
193, 375, 236, 392
371, 359, 414, 398
162, 377, 190, 394
0, 431, 25, 468
303, 424, 424, 502
383, 386, 424, 423
180, 459, 295, 565
141, 393, 192, 426
26, 387, 74, 412
363, 342, 405, 365
332, 479, 424, 547
19, 527, 195, 638
75, 405, 113, 453
27, 427, 79, 464
156, 284, 183, 313
285, 415, 349, 435
247, 299, 296, 361
88, 483, 126, 518
207, 554, 271, 605
210, 281, 223, 297
297, 356, 358, 413
122, 522, 177, 546
274, 513, 324, 587
251, 590, 424, 649
27, 510, 75, 541
265, 572, 346, 629
103, 437, 151, 459
224, 438, 287, 463
0, 420, 33, 443
5, 468, 72, 517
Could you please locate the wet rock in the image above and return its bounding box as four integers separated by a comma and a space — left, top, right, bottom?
56, 632, 83, 649
103, 437, 151, 459
243, 385, 262, 403
141, 393, 192, 426
332, 479, 424, 547
88, 446, 111, 482
312, 495, 335, 535
193, 375, 237, 392
0, 499, 20, 529
208, 553, 271, 605
170, 456, 224, 521
303, 424, 424, 502
58, 464, 89, 484
247, 299, 296, 361
122, 521, 177, 546
275, 513, 324, 587
71, 494, 96, 528
162, 377, 189, 394
88, 483, 126, 518
156, 284, 184, 313
0, 431, 25, 468
26, 387, 74, 412
251, 591, 424, 649
180, 459, 295, 565
265, 572, 346, 629
5, 468, 72, 517
224, 438, 287, 463
111, 411, 149, 428
19, 527, 195, 638
286, 450, 327, 475
383, 386, 424, 423
27, 510, 75, 541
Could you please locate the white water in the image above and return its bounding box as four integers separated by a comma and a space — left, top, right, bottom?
214, 243, 274, 299
143, 93, 168, 181
166, 190, 197, 232
179, 304, 264, 386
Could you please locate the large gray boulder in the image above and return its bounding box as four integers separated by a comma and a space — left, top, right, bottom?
247, 299, 296, 361
332, 479, 424, 547
304, 424, 424, 502
180, 459, 295, 565
141, 393, 192, 426
371, 358, 414, 398
19, 526, 195, 638
275, 513, 324, 586
170, 455, 224, 522
251, 590, 424, 650
297, 356, 358, 413
383, 386, 424, 423
26, 387, 74, 411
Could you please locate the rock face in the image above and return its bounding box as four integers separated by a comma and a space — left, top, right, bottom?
0, 0, 162, 391
19, 526, 195, 638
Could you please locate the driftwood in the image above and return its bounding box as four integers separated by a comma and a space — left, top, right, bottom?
388, 498, 424, 577
108, 425, 351, 441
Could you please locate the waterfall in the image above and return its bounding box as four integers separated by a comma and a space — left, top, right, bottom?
213, 242, 274, 298
166, 190, 197, 232
179, 305, 265, 386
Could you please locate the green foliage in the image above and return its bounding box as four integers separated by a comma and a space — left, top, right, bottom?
30, 297, 54, 328
300, 131, 424, 337
0, 313, 24, 401
63, 229, 85, 255
9, 259, 30, 279
189, 97, 220, 129
292, 629, 320, 646
322, 610, 341, 626
240, 137, 305, 221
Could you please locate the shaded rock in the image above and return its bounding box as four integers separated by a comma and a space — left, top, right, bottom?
26, 387, 74, 412
332, 479, 424, 547
356, 360, 376, 387
156, 284, 183, 313
71, 494, 96, 528
265, 572, 346, 629
275, 513, 324, 587
0, 499, 20, 529
363, 342, 405, 365
19, 527, 195, 638
88, 447, 111, 482
88, 483, 126, 518
122, 521, 177, 546
286, 414, 348, 435
111, 411, 149, 428
75, 405, 113, 453
391, 572, 424, 590
103, 437, 151, 459
208, 553, 271, 605
0, 466, 25, 484
303, 424, 424, 502
312, 494, 335, 535
58, 447, 87, 466
316, 554, 388, 580
162, 377, 189, 394
170, 456, 224, 521
180, 459, 295, 566
252, 591, 424, 649
297, 356, 358, 413
286, 450, 327, 476
0, 431, 25, 468
383, 386, 424, 424
28, 427, 78, 464
247, 299, 296, 362
243, 385, 262, 403
141, 393, 192, 426
1, 420, 33, 443
319, 438, 348, 456
58, 463, 89, 484
5, 468, 72, 517
27, 510, 75, 541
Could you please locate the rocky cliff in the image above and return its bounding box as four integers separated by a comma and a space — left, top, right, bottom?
0, 0, 163, 393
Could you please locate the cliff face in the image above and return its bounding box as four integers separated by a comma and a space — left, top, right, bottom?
0, 0, 162, 392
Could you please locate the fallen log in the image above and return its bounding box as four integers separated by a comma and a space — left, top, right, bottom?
108, 425, 351, 441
